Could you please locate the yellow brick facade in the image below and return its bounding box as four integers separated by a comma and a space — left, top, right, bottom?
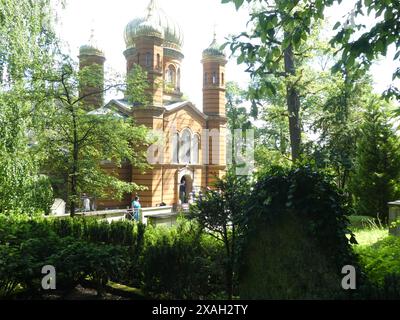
86, 0, 228, 209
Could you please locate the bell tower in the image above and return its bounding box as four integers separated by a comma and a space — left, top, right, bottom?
202, 32, 228, 182
78, 29, 106, 110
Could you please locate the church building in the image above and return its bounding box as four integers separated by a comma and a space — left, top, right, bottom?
78, 0, 228, 211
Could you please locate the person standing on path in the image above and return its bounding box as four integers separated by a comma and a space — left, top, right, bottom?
132, 196, 141, 222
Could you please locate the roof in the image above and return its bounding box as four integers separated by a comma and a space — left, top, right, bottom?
94, 99, 208, 121
164, 100, 208, 120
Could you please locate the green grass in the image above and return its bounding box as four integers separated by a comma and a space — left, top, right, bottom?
348, 215, 389, 247
353, 228, 388, 246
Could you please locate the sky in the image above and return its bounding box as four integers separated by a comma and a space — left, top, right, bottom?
56, 0, 399, 109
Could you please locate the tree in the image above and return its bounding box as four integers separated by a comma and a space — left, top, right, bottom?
189, 172, 251, 299
304, 65, 373, 191
331, 0, 400, 99
225, 82, 254, 170
41, 60, 151, 216
223, 0, 336, 160
350, 101, 400, 222
0, 0, 58, 214
226, 82, 252, 131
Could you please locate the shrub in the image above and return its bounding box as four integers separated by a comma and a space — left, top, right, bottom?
0, 214, 137, 298
355, 236, 400, 285
141, 220, 225, 299
46, 239, 129, 296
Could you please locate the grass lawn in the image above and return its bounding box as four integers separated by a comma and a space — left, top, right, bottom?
353, 228, 388, 246
348, 215, 389, 247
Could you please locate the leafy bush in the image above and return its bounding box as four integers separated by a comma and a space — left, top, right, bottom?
355, 236, 400, 285
46, 239, 129, 296
141, 220, 225, 299
0, 214, 139, 298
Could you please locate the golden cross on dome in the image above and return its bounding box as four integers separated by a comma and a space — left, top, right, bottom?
147, 0, 158, 18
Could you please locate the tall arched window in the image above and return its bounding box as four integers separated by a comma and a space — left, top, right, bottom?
145, 52, 151, 67
179, 129, 191, 164
191, 134, 200, 164
137, 53, 140, 64
172, 132, 179, 163
166, 65, 176, 87
204, 72, 208, 85
221, 72, 225, 86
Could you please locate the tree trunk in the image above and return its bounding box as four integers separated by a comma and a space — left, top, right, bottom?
225, 263, 233, 300
284, 44, 302, 161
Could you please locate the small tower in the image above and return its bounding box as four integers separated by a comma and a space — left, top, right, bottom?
202, 31, 227, 117
202, 31, 228, 178
78, 29, 106, 110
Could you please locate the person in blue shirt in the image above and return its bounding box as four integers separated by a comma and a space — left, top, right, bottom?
131, 196, 141, 222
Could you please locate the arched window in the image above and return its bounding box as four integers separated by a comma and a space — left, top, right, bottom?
204, 73, 208, 85
179, 129, 191, 164
145, 52, 151, 67
212, 72, 217, 85
191, 134, 200, 164
137, 53, 140, 64
166, 65, 176, 87
221, 72, 225, 86
172, 132, 179, 163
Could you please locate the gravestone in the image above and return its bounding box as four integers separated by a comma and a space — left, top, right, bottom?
239, 213, 343, 299
50, 198, 66, 216
388, 201, 400, 236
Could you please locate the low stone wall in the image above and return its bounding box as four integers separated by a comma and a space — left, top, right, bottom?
47, 209, 127, 223
48, 206, 177, 226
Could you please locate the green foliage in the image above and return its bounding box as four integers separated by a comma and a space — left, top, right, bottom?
223, 0, 337, 160
353, 236, 400, 299
189, 172, 251, 299
355, 236, 400, 285
125, 65, 151, 106
331, 0, 400, 99
350, 103, 400, 222
226, 81, 252, 131
141, 219, 225, 299
0, 214, 142, 298
0, 0, 57, 214
304, 69, 374, 191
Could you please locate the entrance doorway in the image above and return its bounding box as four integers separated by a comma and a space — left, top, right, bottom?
179, 175, 193, 204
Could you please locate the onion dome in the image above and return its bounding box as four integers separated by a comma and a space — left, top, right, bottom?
124, 0, 183, 50
79, 28, 105, 58
202, 32, 226, 59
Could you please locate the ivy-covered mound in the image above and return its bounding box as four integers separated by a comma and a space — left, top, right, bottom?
239, 166, 360, 299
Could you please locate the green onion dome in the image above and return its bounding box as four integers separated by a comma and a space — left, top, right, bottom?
202, 33, 226, 59
79, 44, 105, 58
124, 0, 183, 50
79, 29, 105, 58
